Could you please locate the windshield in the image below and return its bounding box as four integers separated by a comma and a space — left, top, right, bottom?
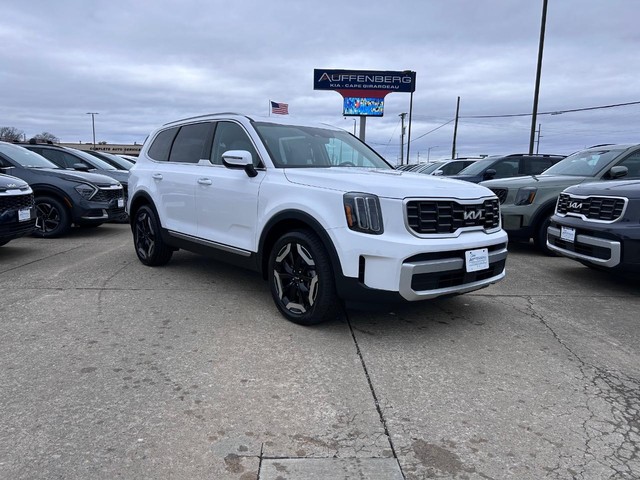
0, 143, 60, 168
67, 147, 118, 170
541, 148, 625, 177
253, 122, 391, 169
95, 151, 134, 170
456, 158, 496, 175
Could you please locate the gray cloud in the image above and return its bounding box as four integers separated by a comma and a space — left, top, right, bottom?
1, 0, 638, 162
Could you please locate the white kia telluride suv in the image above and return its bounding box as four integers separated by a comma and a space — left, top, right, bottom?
127, 113, 508, 324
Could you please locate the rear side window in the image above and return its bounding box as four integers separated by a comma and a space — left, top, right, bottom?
169, 123, 212, 163
147, 127, 179, 161
521, 158, 553, 175
36, 148, 84, 169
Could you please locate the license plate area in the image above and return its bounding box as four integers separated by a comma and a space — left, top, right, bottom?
18, 208, 31, 222
560, 226, 576, 243
465, 248, 489, 272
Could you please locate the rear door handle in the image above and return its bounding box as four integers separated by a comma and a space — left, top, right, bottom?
198, 178, 212, 185
152, 173, 163, 180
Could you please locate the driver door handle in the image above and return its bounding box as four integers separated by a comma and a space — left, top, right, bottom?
198, 178, 212, 185
152, 173, 163, 180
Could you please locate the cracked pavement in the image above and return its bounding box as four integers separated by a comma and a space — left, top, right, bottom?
0, 226, 638, 479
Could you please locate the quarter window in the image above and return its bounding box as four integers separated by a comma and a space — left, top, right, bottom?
618, 152, 640, 178
148, 127, 179, 161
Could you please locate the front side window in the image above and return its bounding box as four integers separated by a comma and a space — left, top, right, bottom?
169, 122, 212, 163
254, 122, 391, 169
617, 152, 640, 178
0, 144, 59, 168
210, 122, 259, 166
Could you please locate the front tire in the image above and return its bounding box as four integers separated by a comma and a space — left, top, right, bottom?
133, 205, 173, 266
268, 230, 341, 325
534, 213, 555, 256
33, 196, 71, 238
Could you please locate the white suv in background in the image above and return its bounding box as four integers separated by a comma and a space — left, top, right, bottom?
127, 113, 508, 324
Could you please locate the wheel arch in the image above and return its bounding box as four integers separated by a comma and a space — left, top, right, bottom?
258, 210, 344, 281
31, 185, 73, 210
531, 198, 559, 236
128, 191, 156, 231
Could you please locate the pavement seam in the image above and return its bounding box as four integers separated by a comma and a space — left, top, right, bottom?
0, 245, 84, 274
346, 313, 407, 480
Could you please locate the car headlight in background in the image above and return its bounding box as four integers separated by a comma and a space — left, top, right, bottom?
343, 192, 384, 234
74, 183, 98, 200
514, 187, 538, 205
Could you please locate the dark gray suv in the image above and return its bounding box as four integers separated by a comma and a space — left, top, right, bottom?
0, 142, 125, 238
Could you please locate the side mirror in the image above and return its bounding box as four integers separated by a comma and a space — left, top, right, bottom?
432, 171, 443, 176
222, 150, 258, 178
608, 165, 628, 179
72, 163, 91, 172
483, 168, 497, 180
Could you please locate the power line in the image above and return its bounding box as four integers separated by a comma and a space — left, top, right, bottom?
461, 100, 640, 119
409, 119, 454, 143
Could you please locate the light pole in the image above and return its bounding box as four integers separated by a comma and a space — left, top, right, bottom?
427, 145, 439, 162
86, 112, 99, 149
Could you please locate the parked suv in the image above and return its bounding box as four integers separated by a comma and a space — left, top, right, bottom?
128, 114, 508, 324
481, 144, 640, 253
450, 154, 564, 183
547, 180, 640, 274
0, 142, 125, 238
414, 158, 480, 176
0, 173, 36, 246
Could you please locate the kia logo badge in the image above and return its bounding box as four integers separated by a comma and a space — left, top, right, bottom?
464, 210, 483, 220
569, 201, 582, 210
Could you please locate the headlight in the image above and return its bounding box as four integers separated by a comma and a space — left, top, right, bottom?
343, 193, 383, 234
74, 183, 98, 200
514, 187, 537, 205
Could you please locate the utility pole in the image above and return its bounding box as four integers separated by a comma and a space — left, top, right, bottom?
536, 123, 542, 154
451, 97, 460, 160
529, 0, 548, 154
399, 112, 407, 165
86, 112, 99, 149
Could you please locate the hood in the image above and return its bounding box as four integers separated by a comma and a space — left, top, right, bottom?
480, 174, 591, 189
91, 169, 129, 183
564, 179, 640, 199
0, 173, 29, 189
283, 168, 496, 200
37, 168, 122, 186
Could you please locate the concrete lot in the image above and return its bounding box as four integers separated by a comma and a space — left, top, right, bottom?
0, 223, 638, 480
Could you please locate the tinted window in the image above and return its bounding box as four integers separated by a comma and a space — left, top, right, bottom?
169, 122, 211, 163
210, 122, 259, 166
37, 148, 85, 169
521, 158, 552, 175
148, 127, 179, 161
618, 152, 640, 178
492, 159, 519, 178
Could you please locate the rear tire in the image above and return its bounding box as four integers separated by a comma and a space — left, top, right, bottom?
33, 196, 71, 238
133, 205, 173, 266
268, 230, 342, 325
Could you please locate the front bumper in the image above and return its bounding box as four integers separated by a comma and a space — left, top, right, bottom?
329, 225, 508, 303
547, 217, 640, 273
0, 206, 37, 242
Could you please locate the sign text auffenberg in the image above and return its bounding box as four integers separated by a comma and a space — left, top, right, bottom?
313, 69, 416, 93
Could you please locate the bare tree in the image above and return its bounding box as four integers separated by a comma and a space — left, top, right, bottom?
33, 132, 59, 143
0, 126, 25, 142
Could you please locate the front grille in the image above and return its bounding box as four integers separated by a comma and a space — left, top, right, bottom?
489, 188, 508, 204
411, 259, 506, 291
557, 193, 626, 221
548, 235, 611, 260
406, 198, 500, 234
93, 187, 124, 203
0, 193, 35, 211
0, 219, 36, 236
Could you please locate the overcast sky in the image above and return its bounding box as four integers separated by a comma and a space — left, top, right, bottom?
1, 0, 639, 163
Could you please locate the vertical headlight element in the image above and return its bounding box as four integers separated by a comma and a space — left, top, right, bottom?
74, 183, 98, 200
343, 193, 384, 234
514, 187, 538, 205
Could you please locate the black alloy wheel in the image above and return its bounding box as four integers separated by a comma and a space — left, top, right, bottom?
33, 196, 71, 238
133, 205, 173, 266
269, 230, 341, 325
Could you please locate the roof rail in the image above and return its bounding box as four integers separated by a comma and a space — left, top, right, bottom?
163, 112, 245, 126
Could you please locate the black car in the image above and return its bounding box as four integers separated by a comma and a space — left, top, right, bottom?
20, 143, 129, 200
450, 154, 564, 183
547, 179, 640, 275
0, 142, 125, 238
0, 173, 36, 246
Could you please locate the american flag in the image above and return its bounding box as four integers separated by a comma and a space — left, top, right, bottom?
271, 101, 289, 115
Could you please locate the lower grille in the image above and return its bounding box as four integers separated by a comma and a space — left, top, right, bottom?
411, 259, 506, 291
0, 193, 35, 211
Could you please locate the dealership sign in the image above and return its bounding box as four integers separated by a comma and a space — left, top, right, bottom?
314, 69, 416, 117
314, 69, 416, 93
